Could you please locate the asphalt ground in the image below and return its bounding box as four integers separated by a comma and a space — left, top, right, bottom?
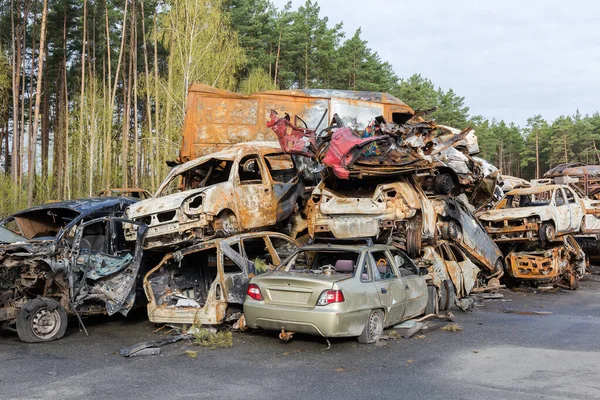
1, 274, 600, 400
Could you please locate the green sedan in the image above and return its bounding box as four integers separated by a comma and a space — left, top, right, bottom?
244, 242, 430, 343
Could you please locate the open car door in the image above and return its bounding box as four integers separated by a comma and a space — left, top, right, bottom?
70, 217, 147, 316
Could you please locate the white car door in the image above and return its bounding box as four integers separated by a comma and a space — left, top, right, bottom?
563, 187, 583, 231
553, 188, 571, 232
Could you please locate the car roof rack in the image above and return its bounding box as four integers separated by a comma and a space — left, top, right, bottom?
307, 237, 374, 246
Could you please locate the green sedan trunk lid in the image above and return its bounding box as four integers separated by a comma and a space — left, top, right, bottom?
254, 271, 350, 308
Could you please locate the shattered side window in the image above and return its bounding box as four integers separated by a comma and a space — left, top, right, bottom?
389, 249, 417, 276
238, 155, 264, 184
223, 254, 243, 274
188, 160, 233, 189
555, 189, 566, 206
264, 154, 296, 183
268, 236, 299, 265
242, 237, 274, 274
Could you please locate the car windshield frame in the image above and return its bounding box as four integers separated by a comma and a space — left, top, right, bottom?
156, 157, 235, 197
495, 189, 554, 210
276, 247, 362, 277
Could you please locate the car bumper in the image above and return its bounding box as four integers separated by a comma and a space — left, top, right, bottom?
244, 301, 369, 338
310, 216, 394, 238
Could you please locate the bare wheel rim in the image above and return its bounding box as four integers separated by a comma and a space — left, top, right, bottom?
368, 312, 383, 341
30, 307, 61, 340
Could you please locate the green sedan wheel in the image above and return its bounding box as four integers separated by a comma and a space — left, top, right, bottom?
357, 309, 384, 344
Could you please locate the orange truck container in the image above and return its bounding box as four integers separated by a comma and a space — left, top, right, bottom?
179, 84, 415, 162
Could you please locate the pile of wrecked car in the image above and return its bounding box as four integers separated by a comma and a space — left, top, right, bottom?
1, 85, 598, 345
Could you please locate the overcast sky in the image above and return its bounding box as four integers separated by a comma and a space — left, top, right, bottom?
272, 0, 600, 127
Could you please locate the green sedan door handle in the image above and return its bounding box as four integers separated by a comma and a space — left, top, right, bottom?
380, 288, 388, 294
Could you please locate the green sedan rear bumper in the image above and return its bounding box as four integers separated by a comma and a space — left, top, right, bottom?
244, 301, 370, 338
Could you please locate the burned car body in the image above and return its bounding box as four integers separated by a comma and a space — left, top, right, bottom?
479, 184, 587, 243
505, 236, 586, 289
143, 232, 298, 326
306, 177, 436, 257
438, 198, 504, 275
267, 113, 498, 201
420, 243, 480, 302
126, 142, 304, 249
244, 242, 428, 343
0, 198, 147, 342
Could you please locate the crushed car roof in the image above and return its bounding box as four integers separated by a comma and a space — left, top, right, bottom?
505, 184, 565, 195
544, 163, 600, 178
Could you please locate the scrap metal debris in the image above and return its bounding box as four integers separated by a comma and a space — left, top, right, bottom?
119, 334, 192, 357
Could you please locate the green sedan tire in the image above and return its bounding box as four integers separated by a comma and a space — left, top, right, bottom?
357, 309, 384, 344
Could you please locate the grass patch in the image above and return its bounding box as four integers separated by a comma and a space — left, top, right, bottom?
192, 328, 233, 349
440, 323, 462, 332
184, 350, 199, 359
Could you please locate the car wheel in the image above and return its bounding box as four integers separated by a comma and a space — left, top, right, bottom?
494, 258, 504, 274
357, 309, 384, 344
443, 280, 457, 310
406, 218, 422, 257
425, 286, 438, 315
16, 299, 67, 343
439, 281, 448, 311
217, 211, 239, 235
434, 173, 454, 195
540, 222, 556, 243
442, 220, 462, 241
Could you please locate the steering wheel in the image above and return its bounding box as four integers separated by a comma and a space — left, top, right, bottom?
319, 264, 337, 275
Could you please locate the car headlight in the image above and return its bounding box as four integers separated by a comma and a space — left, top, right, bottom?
182, 194, 204, 215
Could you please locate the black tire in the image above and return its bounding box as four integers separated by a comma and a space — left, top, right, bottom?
439, 281, 448, 311
425, 286, 438, 315
434, 173, 454, 195
406, 218, 422, 258
357, 309, 384, 344
443, 280, 457, 310
441, 220, 462, 242
540, 222, 556, 243
16, 299, 68, 343
494, 258, 504, 274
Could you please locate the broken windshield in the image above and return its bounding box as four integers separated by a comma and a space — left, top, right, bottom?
278, 249, 360, 276
158, 159, 234, 197
498, 190, 553, 209
0, 226, 27, 243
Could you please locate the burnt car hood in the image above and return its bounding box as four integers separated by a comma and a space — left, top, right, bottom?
127, 187, 210, 217
479, 208, 543, 222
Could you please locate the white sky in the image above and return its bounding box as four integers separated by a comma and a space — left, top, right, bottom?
272, 0, 600, 126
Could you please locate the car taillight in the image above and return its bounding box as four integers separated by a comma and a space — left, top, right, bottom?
247, 284, 263, 301
316, 290, 345, 306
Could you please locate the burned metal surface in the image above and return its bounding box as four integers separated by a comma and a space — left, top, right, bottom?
266, 112, 497, 201
438, 198, 504, 275
0, 198, 147, 342
543, 163, 600, 200
479, 184, 588, 242
306, 177, 436, 257
505, 236, 586, 289
125, 142, 304, 249
179, 84, 414, 163
143, 232, 299, 326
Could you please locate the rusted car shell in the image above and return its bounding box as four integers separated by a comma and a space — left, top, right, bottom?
420, 244, 480, 299
479, 184, 587, 242
126, 142, 303, 249
544, 163, 600, 200
143, 232, 298, 326
306, 179, 436, 256
438, 198, 504, 274
180, 84, 414, 162
506, 236, 586, 288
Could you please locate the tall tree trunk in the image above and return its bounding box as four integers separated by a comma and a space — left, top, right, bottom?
140, 0, 153, 189
41, 75, 49, 181
535, 129, 540, 180
122, 36, 133, 188
10, 0, 20, 189
77, 0, 88, 197
103, 0, 113, 189
304, 41, 308, 89
273, 29, 282, 87
19, 0, 31, 189
27, 0, 48, 206
153, 10, 160, 190
132, 0, 139, 187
